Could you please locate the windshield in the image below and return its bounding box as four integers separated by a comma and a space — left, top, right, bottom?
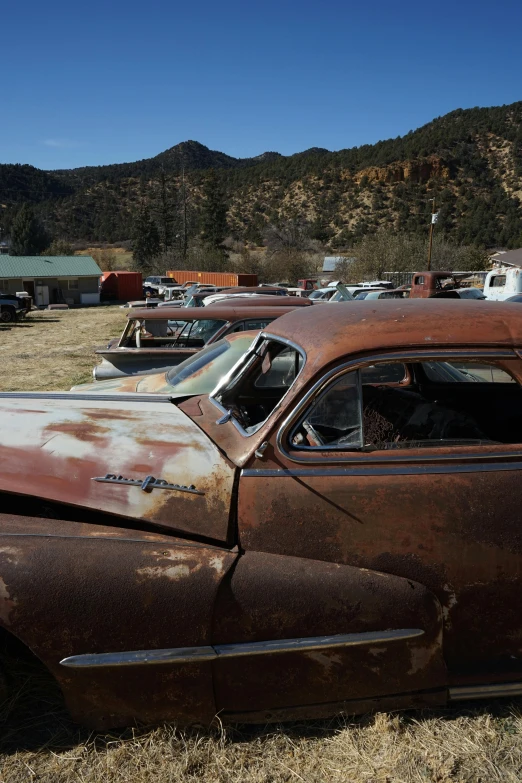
163, 334, 254, 394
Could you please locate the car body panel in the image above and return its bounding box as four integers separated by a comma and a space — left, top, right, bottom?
213, 551, 446, 714
0, 394, 236, 541
0, 514, 237, 727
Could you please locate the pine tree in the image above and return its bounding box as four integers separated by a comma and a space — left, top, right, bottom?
132, 205, 160, 270
10, 204, 49, 256
200, 170, 228, 249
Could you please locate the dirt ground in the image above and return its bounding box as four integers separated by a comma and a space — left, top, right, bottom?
0, 307, 126, 391
1, 306, 522, 782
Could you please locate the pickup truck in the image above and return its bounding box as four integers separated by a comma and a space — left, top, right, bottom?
0, 293, 31, 323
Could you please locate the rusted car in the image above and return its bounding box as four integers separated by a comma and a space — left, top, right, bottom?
71, 331, 257, 394
94, 305, 300, 380
3, 299, 522, 729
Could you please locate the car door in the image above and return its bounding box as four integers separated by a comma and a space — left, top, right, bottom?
198, 338, 446, 717
237, 348, 522, 683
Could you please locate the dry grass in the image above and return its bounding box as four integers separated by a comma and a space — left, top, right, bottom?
1, 307, 522, 781
0, 307, 126, 391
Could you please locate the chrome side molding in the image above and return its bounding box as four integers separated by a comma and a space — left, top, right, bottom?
60, 628, 424, 669
449, 682, 522, 701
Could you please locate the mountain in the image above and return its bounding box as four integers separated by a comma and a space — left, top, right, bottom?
1, 101, 522, 249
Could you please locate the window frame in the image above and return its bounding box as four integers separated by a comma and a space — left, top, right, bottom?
210, 332, 307, 438
277, 347, 522, 464
68, 278, 79, 290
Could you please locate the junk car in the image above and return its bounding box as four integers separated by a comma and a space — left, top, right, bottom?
2, 300, 522, 729
93, 304, 300, 380
72, 331, 257, 394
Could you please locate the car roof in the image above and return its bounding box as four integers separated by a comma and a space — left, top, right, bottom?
128, 305, 300, 321
265, 300, 522, 363
209, 295, 311, 307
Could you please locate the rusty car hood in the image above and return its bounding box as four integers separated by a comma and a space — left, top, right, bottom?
0, 392, 236, 542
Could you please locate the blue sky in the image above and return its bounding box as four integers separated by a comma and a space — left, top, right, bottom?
2, 0, 522, 170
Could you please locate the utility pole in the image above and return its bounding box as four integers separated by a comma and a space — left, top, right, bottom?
427, 198, 438, 271
180, 166, 188, 262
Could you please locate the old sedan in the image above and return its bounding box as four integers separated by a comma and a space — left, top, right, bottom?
71, 331, 257, 395
94, 304, 300, 380
1, 300, 522, 729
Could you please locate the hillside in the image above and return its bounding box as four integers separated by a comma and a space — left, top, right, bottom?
1, 102, 522, 248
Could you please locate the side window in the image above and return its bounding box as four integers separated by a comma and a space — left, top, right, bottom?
423, 361, 516, 383
214, 339, 304, 434
491, 275, 506, 288
414, 275, 424, 285
292, 359, 522, 451
292, 371, 363, 449
254, 347, 303, 388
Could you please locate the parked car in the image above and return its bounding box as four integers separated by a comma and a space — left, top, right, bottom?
0, 293, 31, 322
72, 331, 257, 394
430, 287, 486, 300
308, 288, 337, 301
355, 289, 409, 300
93, 304, 302, 379
2, 300, 522, 729
506, 295, 522, 303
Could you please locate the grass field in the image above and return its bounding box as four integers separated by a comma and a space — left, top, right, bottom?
1, 307, 522, 781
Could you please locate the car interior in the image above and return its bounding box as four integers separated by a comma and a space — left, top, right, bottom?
292, 360, 522, 450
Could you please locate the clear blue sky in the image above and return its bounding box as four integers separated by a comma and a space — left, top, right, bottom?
3, 0, 522, 170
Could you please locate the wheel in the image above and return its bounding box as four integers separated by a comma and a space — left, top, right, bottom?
0, 308, 16, 323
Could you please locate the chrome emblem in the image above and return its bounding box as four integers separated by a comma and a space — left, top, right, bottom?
92, 474, 204, 495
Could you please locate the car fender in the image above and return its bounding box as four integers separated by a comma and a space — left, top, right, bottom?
0, 516, 238, 728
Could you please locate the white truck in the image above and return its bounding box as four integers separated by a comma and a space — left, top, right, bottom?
484, 266, 522, 301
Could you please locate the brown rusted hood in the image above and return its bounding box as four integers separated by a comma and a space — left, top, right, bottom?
0, 393, 236, 542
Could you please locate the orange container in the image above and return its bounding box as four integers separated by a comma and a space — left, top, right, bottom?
167, 271, 258, 287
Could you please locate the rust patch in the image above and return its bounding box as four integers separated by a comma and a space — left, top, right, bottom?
0, 576, 17, 625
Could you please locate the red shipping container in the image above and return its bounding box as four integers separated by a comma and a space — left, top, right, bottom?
166, 271, 258, 287
100, 271, 143, 301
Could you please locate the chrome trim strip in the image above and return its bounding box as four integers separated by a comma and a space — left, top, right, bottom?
276, 348, 519, 465
215, 628, 423, 658
60, 628, 423, 669
0, 392, 173, 403
241, 461, 522, 477
449, 682, 522, 701
61, 646, 216, 668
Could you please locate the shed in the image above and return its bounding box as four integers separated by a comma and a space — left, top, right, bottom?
0, 256, 102, 306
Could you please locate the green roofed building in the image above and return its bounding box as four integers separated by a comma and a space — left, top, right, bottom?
0, 256, 102, 306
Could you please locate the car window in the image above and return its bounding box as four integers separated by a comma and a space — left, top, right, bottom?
213, 338, 304, 434
292, 359, 522, 451
423, 361, 515, 383
360, 363, 407, 384
490, 275, 506, 288
178, 319, 226, 343
165, 334, 254, 394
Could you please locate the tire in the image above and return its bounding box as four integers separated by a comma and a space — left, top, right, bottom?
0, 308, 16, 323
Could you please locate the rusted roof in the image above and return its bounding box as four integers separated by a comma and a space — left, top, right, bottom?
128, 305, 300, 321
265, 300, 522, 362
210, 295, 311, 307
